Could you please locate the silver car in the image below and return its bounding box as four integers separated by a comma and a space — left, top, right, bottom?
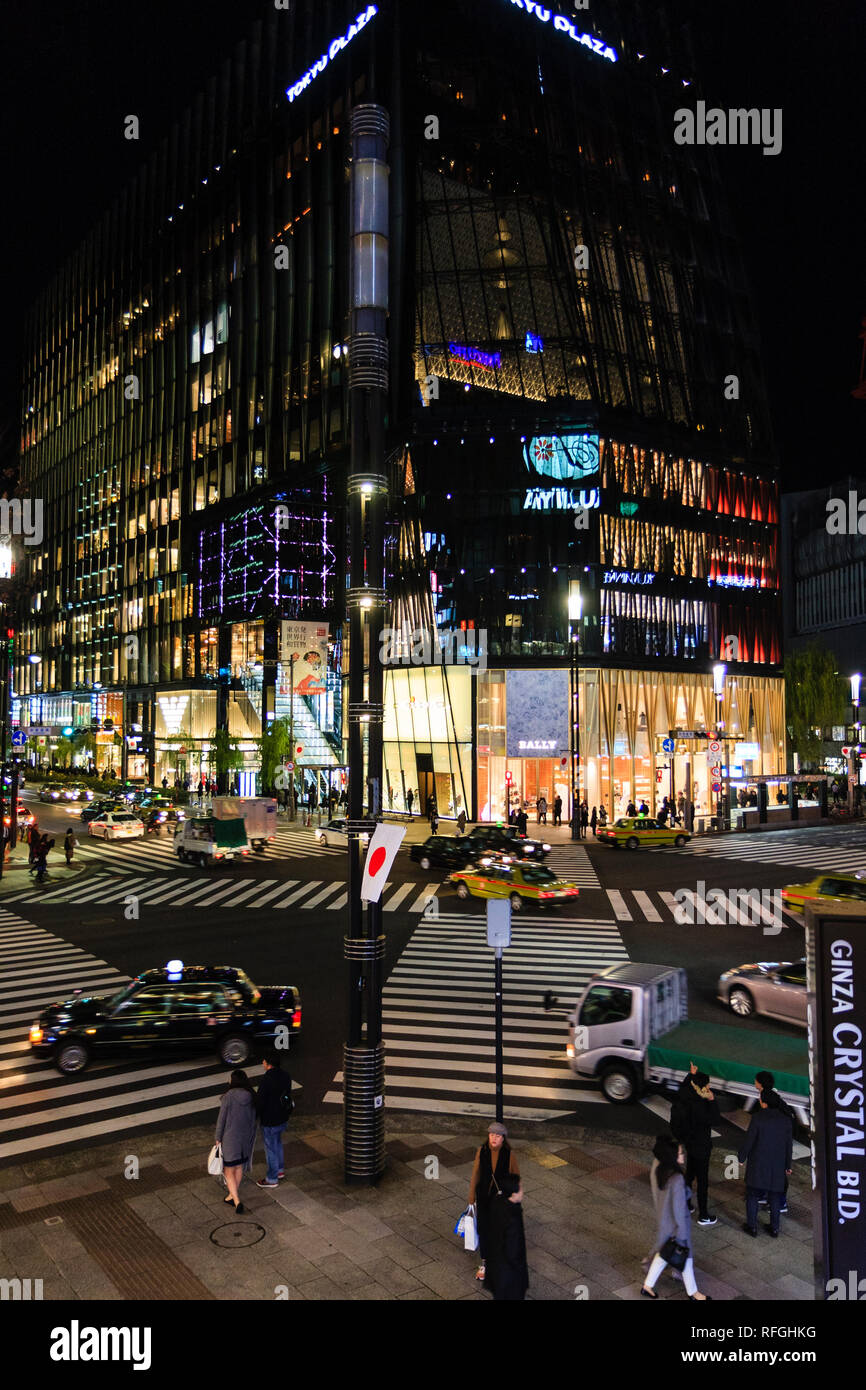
717, 959, 806, 1026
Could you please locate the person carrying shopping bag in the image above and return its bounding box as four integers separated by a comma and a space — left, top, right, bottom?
214, 1070, 258, 1214
467, 1121, 528, 1300
641, 1135, 710, 1300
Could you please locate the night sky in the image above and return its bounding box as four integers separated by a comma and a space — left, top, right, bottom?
1, 0, 863, 491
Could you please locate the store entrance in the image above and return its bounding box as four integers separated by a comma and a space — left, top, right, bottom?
416, 754, 435, 820
507, 757, 569, 827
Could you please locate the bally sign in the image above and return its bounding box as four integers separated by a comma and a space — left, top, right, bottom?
808, 908, 866, 1299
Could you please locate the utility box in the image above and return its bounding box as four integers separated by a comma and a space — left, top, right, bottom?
486, 899, 512, 950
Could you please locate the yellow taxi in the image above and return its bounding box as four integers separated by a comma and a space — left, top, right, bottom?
447, 856, 580, 911
781, 872, 866, 915
595, 816, 690, 850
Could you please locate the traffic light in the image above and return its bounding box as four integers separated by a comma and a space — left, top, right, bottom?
505, 771, 513, 785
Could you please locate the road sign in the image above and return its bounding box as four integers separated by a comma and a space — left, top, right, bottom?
286, 762, 294, 772
712, 781, 722, 793
710, 765, 722, 777
709, 740, 721, 753
661, 737, 675, 753
11, 732, 25, 747
24, 726, 50, 736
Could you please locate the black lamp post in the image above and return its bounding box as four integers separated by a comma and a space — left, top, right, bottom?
568, 583, 582, 840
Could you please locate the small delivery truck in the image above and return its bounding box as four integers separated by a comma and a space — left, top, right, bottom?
566, 962, 809, 1124
175, 816, 251, 867
211, 796, 277, 853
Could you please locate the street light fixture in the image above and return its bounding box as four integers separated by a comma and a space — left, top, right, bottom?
849, 673, 862, 814
568, 583, 583, 841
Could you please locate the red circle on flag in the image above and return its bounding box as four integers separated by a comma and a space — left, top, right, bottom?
369, 846, 387, 877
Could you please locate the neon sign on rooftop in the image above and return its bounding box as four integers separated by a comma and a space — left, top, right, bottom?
506, 1, 618, 63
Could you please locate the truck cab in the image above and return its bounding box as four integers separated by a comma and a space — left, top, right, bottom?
567, 963, 687, 1103
175, 815, 251, 867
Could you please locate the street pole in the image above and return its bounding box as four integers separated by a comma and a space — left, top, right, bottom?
487, 900, 511, 1123
344, 103, 390, 1185
288, 655, 295, 821
494, 948, 504, 1122
568, 584, 582, 840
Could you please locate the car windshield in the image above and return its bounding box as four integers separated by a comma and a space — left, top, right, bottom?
106, 984, 135, 1010
520, 865, 557, 884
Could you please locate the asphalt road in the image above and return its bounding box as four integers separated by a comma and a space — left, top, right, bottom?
3, 794, 856, 1164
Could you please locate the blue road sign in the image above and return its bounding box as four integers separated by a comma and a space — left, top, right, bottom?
11, 732, 26, 746
661, 737, 675, 753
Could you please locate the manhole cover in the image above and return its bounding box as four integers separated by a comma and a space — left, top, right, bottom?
210, 1222, 266, 1248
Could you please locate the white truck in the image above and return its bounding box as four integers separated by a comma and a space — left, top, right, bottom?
566, 962, 810, 1124
211, 796, 277, 853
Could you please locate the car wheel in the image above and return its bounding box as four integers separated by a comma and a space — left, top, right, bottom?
626, 836, 639, 851
599, 1063, 638, 1104
319, 836, 328, 847
509, 893, 524, 912
198, 853, 208, 869
55, 1041, 90, 1074
177, 848, 186, 863
456, 881, 470, 899
728, 987, 755, 1018
420, 856, 432, 871
674, 834, 687, 847
219, 1034, 252, 1066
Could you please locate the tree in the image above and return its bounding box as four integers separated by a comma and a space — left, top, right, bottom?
210, 728, 243, 793
259, 717, 290, 794
784, 645, 845, 768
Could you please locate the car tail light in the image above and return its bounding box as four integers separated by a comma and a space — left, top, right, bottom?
215, 853, 223, 859
566, 1042, 575, 1058
292, 1009, 302, 1028
539, 891, 554, 899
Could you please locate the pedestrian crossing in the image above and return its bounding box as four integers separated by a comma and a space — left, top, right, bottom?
323, 912, 629, 1121
0, 909, 238, 1165
42, 824, 345, 875
664, 834, 866, 874
0, 872, 443, 914
546, 842, 601, 888
595, 886, 801, 929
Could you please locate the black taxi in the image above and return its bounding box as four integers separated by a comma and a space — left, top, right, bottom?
30, 962, 302, 1075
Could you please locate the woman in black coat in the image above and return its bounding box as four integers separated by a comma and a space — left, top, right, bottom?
467, 1122, 528, 1301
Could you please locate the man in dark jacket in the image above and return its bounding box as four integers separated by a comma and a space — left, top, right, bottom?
670, 1064, 720, 1226
738, 1089, 793, 1236
255, 1051, 293, 1188
755, 1070, 794, 1214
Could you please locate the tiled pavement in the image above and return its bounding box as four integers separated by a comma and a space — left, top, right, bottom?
0, 1114, 813, 1301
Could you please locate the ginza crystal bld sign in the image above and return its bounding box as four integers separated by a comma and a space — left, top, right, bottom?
285, 6, 378, 104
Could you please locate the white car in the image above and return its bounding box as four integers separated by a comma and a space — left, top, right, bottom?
314, 818, 369, 849
87, 811, 145, 841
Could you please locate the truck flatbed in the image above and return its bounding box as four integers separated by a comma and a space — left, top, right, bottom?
647, 1019, 808, 1099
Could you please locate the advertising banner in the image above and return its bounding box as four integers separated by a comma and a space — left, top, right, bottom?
280, 621, 329, 695
505, 669, 569, 758
807, 908, 866, 1299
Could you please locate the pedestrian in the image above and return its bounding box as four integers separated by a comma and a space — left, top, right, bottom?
467, 1121, 528, 1300
255, 1050, 294, 1188
677, 792, 685, 822
598, 805, 607, 828
641, 1135, 710, 1300
657, 802, 668, 827
642, 1134, 684, 1282
754, 1070, 792, 1214
738, 1089, 793, 1237
638, 800, 649, 816
430, 805, 439, 835
64, 827, 75, 866
590, 805, 598, 836
537, 794, 547, 825
31, 834, 53, 884
580, 800, 589, 838
214, 1070, 258, 1214
27, 821, 40, 865
162, 775, 169, 790
457, 808, 467, 835
553, 794, 562, 827
516, 807, 527, 836
670, 1064, 719, 1226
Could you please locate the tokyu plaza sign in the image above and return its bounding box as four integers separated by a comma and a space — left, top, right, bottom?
286, 6, 378, 104
505, 2, 618, 63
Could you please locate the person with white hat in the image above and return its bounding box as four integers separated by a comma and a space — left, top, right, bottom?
467, 1121, 528, 1300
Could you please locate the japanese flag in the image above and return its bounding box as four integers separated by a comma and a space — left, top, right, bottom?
361, 823, 407, 903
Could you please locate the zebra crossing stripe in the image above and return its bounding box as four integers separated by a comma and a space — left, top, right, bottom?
384, 882, 414, 912
659, 891, 681, 919
605, 889, 631, 921
0, 1089, 226, 1162
250, 879, 301, 906
272, 880, 323, 908
188, 880, 251, 908
206, 878, 280, 909
632, 890, 661, 922
301, 881, 347, 909
410, 884, 439, 913
327, 891, 348, 910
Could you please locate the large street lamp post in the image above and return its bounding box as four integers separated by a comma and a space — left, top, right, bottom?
568, 584, 583, 841
712, 662, 727, 830
344, 104, 390, 1185
849, 673, 861, 815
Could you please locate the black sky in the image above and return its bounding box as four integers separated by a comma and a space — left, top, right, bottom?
1, 0, 863, 490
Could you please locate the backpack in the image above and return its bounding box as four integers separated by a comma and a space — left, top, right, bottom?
278, 1086, 295, 1120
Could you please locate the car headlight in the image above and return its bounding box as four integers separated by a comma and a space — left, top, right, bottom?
29, 1024, 43, 1043
542, 844, 551, 852
719, 971, 733, 982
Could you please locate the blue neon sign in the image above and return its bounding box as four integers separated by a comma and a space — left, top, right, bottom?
505, 2, 618, 63
286, 5, 378, 104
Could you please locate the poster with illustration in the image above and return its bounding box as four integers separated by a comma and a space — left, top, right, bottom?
280, 621, 329, 695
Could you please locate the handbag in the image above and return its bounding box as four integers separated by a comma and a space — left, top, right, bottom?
659, 1236, 689, 1271
207, 1143, 224, 1176
463, 1205, 479, 1252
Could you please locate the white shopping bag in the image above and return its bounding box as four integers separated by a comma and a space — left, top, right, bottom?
463, 1205, 479, 1252
207, 1143, 224, 1176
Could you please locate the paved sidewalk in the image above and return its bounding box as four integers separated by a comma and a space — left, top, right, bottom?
0, 1114, 813, 1301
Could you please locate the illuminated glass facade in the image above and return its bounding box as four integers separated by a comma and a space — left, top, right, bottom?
18, 0, 783, 801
